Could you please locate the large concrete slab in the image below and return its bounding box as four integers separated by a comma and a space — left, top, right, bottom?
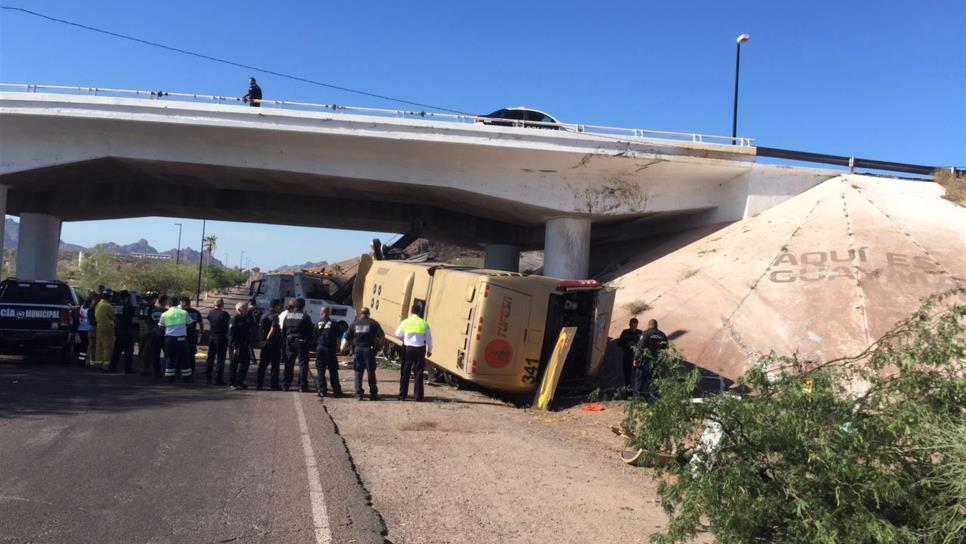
604, 174, 966, 380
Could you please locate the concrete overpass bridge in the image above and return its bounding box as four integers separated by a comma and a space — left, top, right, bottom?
0, 85, 835, 280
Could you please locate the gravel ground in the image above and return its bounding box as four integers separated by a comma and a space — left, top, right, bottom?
323, 365, 672, 544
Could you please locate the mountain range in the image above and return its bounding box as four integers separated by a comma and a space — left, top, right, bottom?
4, 219, 224, 266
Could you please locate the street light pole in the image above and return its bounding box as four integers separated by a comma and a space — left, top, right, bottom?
732, 33, 750, 144
174, 223, 183, 265
239, 250, 246, 269
195, 220, 206, 305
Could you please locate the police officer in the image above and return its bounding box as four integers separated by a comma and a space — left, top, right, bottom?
159, 299, 191, 383
394, 303, 433, 402
137, 292, 159, 376
228, 302, 255, 390
634, 319, 669, 400
242, 77, 262, 107
205, 298, 230, 385
109, 290, 136, 373
618, 318, 643, 391
345, 307, 385, 401
181, 297, 204, 376
314, 307, 343, 398
255, 299, 283, 390
149, 295, 169, 377
282, 298, 314, 392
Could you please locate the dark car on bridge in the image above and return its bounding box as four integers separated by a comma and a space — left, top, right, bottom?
475, 107, 562, 130
0, 279, 79, 363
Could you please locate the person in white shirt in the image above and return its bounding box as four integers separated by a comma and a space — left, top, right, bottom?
394, 303, 433, 401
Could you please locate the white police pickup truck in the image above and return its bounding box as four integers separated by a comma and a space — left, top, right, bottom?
0, 279, 79, 363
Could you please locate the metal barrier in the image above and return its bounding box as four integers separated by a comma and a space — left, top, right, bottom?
0, 83, 756, 147
756, 146, 962, 178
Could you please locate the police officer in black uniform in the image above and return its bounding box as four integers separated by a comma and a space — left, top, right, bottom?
205, 298, 230, 385
634, 319, 669, 400
243, 77, 262, 107
181, 297, 204, 377
314, 307, 343, 398
256, 299, 283, 390
344, 307, 385, 401
618, 318, 643, 391
228, 302, 255, 389
110, 290, 137, 373
282, 298, 314, 392
150, 295, 169, 377
137, 292, 159, 376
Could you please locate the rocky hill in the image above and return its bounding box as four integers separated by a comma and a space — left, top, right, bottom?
3, 219, 223, 266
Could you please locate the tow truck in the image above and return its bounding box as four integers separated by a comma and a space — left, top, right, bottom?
249, 271, 355, 328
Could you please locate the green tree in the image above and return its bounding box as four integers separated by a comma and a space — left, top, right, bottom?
624, 288, 966, 544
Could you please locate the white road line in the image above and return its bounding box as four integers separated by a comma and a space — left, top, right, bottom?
294, 394, 332, 544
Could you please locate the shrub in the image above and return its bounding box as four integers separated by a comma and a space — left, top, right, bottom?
623, 300, 651, 316
935, 168, 966, 207
624, 288, 966, 544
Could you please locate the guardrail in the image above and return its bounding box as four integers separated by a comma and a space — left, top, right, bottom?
0, 83, 755, 147
757, 147, 964, 178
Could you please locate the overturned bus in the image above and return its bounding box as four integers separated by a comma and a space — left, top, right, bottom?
352, 254, 615, 394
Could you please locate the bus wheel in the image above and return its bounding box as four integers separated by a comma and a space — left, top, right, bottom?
443, 372, 463, 389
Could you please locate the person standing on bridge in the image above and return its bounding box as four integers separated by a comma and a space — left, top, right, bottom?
314, 307, 343, 398
256, 299, 283, 390
93, 289, 116, 370
159, 299, 192, 383
394, 303, 432, 402
228, 302, 255, 389
281, 298, 314, 392
242, 77, 262, 107
205, 298, 230, 385
345, 307, 385, 401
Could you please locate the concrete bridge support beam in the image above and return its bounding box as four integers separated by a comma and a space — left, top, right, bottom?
16, 213, 62, 280
543, 217, 591, 280
483, 244, 520, 272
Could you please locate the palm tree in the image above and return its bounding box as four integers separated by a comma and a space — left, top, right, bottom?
203, 235, 218, 261
202, 235, 217, 293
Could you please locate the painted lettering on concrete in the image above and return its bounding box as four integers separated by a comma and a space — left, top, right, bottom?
767, 249, 961, 286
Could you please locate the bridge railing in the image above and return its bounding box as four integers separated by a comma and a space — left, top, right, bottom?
0, 83, 756, 147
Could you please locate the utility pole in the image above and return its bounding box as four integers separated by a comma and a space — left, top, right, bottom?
732, 33, 750, 144
239, 250, 246, 269
174, 222, 183, 264
195, 220, 206, 305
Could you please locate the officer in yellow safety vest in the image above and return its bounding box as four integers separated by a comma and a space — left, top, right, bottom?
394, 303, 433, 401
159, 300, 192, 383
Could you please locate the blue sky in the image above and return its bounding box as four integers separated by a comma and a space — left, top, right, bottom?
1, 0, 963, 269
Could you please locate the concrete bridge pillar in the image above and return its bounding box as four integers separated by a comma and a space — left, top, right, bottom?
483, 244, 520, 272
543, 217, 591, 279
16, 213, 62, 281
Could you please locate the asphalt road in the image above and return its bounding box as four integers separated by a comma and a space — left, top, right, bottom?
0, 359, 387, 544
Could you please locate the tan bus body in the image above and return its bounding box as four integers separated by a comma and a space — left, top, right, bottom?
352, 255, 615, 394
